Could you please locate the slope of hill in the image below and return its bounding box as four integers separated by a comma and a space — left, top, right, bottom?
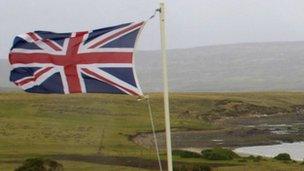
1, 41, 304, 92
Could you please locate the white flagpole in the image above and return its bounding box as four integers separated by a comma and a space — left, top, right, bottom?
159, 1, 173, 171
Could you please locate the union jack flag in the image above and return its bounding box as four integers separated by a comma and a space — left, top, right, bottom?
9, 22, 145, 96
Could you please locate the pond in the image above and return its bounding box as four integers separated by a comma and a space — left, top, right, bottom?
234, 142, 304, 161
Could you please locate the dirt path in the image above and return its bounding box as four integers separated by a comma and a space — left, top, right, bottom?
50, 154, 163, 170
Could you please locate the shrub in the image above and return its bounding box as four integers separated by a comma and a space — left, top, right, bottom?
172, 150, 202, 158
246, 155, 263, 162
274, 153, 291, 161
201, 147, 239, 160
247, 155, 255, 160
15, 158, 63, 171
253, 156, 263, 162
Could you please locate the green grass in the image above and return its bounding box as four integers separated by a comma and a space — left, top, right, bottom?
1, 92, 304, 170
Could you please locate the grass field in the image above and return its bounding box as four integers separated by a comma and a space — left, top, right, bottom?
1, 92, 304, 170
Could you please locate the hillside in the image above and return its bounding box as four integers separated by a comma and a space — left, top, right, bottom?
135, 41, 304, 92
1, 41, 304, 92
1, 92, 304, 170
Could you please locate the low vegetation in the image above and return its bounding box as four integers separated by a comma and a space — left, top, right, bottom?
201, 148, 239, 160
15, 158, 63, 171
274, 153, 291, 161
173, 148, 240, 161
246, 155, 263, 162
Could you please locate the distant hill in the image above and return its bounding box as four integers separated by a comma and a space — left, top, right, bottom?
1, 41, 304, 92
136, 41, 304, 92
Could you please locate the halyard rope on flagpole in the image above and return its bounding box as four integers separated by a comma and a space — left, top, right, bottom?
147, 8, 161, 20
145, 96, 163, 171
138, 95, 163, 171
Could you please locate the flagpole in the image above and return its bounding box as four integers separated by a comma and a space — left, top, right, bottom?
159, 1, 173, 171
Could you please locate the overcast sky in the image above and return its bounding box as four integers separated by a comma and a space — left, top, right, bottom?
1, 0, 304, 59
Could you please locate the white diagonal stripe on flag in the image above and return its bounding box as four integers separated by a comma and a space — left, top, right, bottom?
19, 68, 58, 90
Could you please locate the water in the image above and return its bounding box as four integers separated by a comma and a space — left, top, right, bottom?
234, 142, 304, 161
